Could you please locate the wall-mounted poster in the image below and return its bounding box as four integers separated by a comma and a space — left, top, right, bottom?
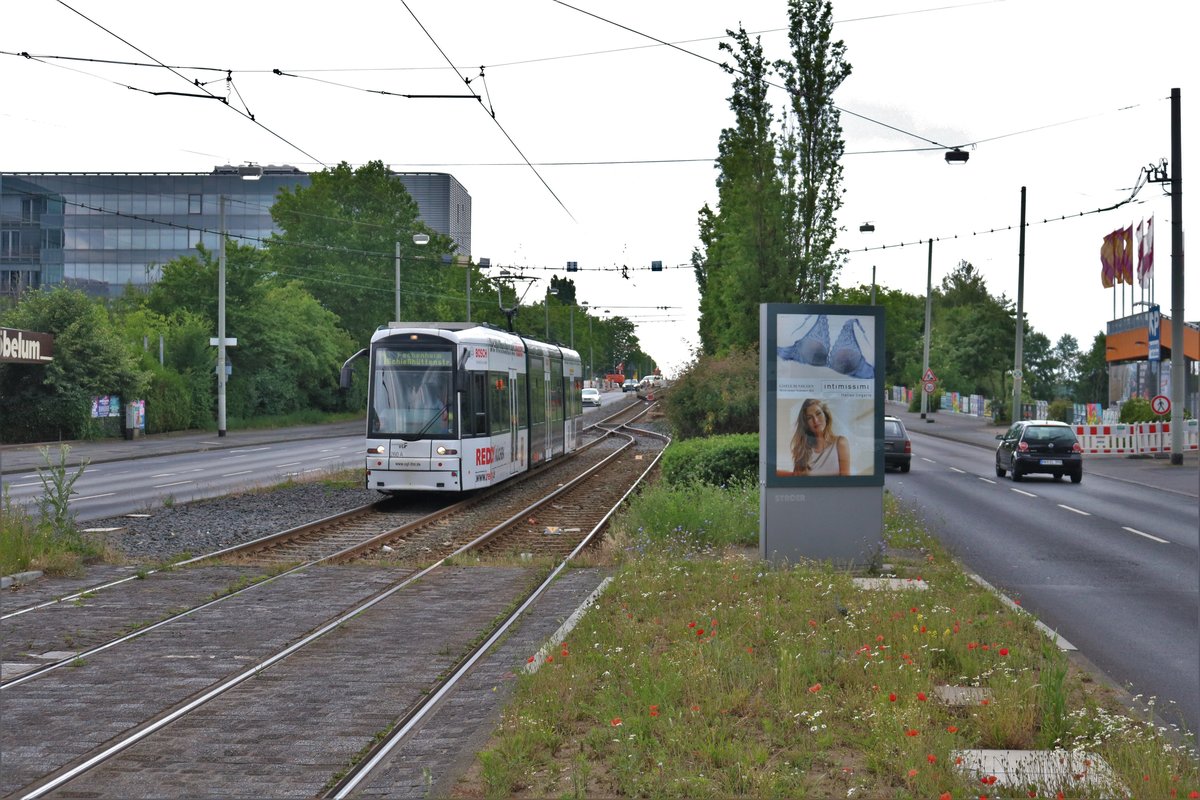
764, 305, 884, 487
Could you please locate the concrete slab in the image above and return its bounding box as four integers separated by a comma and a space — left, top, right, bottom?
852, 577, 928, 591
933, 685, 992, 706
951, 748, 1123, 796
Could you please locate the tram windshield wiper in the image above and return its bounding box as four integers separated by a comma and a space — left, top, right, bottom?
416, 403, 451, 436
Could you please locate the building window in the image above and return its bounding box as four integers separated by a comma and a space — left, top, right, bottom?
189, 194, 203, 214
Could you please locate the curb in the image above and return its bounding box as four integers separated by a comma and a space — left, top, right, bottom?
1, 570, 44, 589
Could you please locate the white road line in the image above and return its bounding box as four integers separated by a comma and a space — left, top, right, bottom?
153, 480, 193, 488
68, 493, 115, 503
1057, 504, 1090, 516
949, 467, 966, 473
1123, 526, 1169, 544
226, 447, 271, 454
223, 470, 254, 477
10, 482, 40, 488
149, 473, 177, 478
1010, 488, 1037, 498
921, 457, 937, 463
978, 477, 996, 484
318, 455, 341, 461
275, 462, 303, 468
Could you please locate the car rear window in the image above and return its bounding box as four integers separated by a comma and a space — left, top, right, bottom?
1025, 426, 1076, 444
884, 420, 904, 436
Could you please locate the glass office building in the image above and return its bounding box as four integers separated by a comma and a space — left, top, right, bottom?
0, 167, 471, 299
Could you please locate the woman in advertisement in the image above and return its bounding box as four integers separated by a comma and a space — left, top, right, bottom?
787, 398, 850, 476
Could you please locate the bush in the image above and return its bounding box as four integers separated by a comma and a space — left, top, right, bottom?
908, 389, 940, 413
1047, 397, 1075, 424
662, 348, 759, 439
661, 434, 758, 488
1118, 397, 1155, 423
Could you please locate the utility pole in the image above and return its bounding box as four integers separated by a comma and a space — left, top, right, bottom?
1168, 88, 1185, 464
920, 238, 933, 420
216, 196, 228, 436
1012, 186, 1027, 424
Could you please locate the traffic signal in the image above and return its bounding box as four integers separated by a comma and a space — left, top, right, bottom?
566, 261, 578, 272
651, 260, 662, 272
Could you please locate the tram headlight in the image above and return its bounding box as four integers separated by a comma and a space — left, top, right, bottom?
368, 445, 386, 455
436, 446, 458, 456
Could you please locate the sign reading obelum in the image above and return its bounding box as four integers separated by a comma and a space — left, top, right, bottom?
1, 327, 55, 364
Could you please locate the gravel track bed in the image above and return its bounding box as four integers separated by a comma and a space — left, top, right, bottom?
83, 483, 383, 563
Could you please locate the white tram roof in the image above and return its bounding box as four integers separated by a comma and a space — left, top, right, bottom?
371, 322, 580, 360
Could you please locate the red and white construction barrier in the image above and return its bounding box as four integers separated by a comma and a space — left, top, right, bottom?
1073, 419, 1199, 455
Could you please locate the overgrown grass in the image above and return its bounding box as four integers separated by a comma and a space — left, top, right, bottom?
1, 490, 107, 577
467, 487, 1199, 799
224, 410, 364, 432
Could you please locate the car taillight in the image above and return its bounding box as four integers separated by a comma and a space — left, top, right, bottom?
904, 440, 911, 454
1017, 441, 1029, 452
1072, 442, 1082, 453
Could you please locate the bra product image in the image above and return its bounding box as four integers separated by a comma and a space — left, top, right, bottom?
778, 315, 874, 379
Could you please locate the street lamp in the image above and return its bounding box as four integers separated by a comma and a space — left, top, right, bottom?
395, 233, 430, 323
860, 222, 876, 305
581, 301, 594, 385
545, 286, 558, 339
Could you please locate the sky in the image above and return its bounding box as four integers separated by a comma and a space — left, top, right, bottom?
4, 0, 1193, 379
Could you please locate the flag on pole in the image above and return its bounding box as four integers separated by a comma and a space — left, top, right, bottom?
1100, 230, 1118, 288
1137, 216, 1154, 288
1118, 225, 1134, 285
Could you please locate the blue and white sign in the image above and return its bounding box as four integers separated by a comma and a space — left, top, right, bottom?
1147, 305, 1161, 362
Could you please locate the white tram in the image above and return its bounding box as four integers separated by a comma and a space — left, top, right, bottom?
341, 323, 584, 493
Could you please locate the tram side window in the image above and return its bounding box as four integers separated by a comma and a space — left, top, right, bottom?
461, 371, 488, 437
550, 358, 564, 422
489, 371, 511, 434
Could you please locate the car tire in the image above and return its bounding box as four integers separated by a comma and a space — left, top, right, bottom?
995, 463, 1005, 478
1070, 470, 1082, 484
1011, 461, 1023, 481
900, 462, 910, 473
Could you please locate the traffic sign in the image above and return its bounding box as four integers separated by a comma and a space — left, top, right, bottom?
921, 367, 937, 383
923, 382, 936, 394
1151, 394, 1171, 416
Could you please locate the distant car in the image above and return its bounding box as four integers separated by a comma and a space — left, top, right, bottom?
622, 379, 637, 392
883, 415, 911, 472
995, 420, 1083, 483
582, 387, 601, 407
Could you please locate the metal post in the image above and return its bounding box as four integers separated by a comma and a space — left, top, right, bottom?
466, 265, 471, 322
1013, 186, 1026, 424
570, 305, 575, 349
871, 266, 876, 305
920, 238, 933, 420
1168, 88, 1185, 464
394, 241, 402, 324
217, 195, 227, 437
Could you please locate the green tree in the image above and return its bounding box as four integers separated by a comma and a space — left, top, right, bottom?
0, 288, 148, 443
1073, 332, 1108, 404
266, 160, 452, 345
1022, 331, 1058, 401
776, 0, 851, 301
1052, 333, 1081, 396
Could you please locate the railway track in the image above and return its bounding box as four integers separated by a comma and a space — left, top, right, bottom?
1, 406, 667, 799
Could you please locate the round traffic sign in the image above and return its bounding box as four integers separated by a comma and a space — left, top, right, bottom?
922, 382, 935, 394
1151, 394, 1171, 416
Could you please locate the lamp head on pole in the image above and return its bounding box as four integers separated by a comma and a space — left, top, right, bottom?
945, 148, 970, 165
859, 222, 875, 233
412, 233, 430, 246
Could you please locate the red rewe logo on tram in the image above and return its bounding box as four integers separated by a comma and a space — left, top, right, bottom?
476, 446, 495, 466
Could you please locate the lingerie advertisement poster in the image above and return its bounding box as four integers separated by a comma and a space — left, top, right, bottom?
763, 304, 885, 488
759, 303, 885, 566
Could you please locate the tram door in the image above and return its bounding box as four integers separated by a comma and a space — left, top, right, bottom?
509, 367, 522, 471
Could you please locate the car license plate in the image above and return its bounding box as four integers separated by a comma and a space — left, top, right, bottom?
1040, 459, 1062, 466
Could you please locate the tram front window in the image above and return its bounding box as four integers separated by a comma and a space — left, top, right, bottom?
370, 358, 454, 436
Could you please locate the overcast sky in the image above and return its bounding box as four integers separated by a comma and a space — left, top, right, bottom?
5, 0, 1193, 377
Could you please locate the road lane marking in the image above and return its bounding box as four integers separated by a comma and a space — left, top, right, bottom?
153, 480, 193, 488
949, 467, 966, 473
1123, 526, 1169, 544
275, 462, 303, 468
226, 447, 271, 454
10, 482, 40, 488
1057, 504, 1090, 516
149, 473, 177, 478
68, 493, 115, 503
222, 470, 254, 477
1010, 488, 1037, 498
921, 457, 937, 463
978, 477, 996, 484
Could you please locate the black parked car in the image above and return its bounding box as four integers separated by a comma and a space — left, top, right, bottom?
995, 420, 1083, 483
883, 415, 912, 472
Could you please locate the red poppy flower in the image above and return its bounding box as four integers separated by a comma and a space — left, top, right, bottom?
696, 628, 705, 637
981, 698, 990, 706
610, 717, 622, 727
691, 704, 700, 712
999, 648, 1009, 656
889, 693, 897, 702
940, 794, 952, 800
917, 691, 928, 701
946, 725, 959, 733
1189, 793, 1199, 799
905, 728, 919, 737
808, 683, 821, 693
908, 769, 918, 778
546, 655, 553, 663
920, 625, 927, 633
981, 775, 997, 785
688, 621, 696, 628
927, 754, 937, 764
527, 655, 535, 663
